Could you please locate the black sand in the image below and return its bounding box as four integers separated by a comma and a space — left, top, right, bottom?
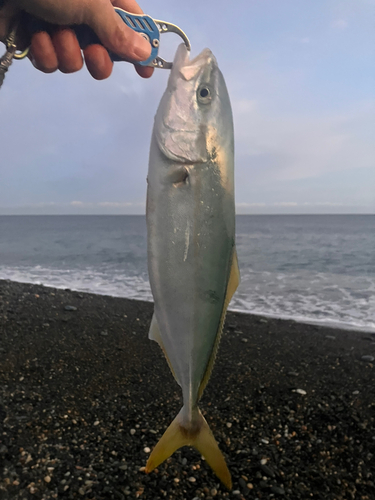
0, 279, 374, 500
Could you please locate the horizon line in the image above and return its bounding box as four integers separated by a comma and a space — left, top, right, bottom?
0, 213, 373, 217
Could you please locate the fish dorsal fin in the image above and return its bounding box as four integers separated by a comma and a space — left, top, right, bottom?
149, 312, 181, 386
198, 248, 240, 400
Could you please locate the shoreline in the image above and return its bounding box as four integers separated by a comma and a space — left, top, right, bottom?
1, 279, 375, 499
1, 277, 374, 335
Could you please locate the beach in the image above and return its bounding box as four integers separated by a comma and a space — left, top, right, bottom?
0, 279, 374, 500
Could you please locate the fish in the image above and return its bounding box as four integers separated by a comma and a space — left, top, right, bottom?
145, 43, 240, 489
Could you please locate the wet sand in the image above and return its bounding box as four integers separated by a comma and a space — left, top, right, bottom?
0, 279, 374, 499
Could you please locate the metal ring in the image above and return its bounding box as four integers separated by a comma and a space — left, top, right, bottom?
13, 46, 30, 60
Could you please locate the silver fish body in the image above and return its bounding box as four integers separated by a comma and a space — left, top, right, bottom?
145, 44, 239, 488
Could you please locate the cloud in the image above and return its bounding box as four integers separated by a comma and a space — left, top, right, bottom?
98, 201, 144, 208
331, 19, 348, 30
235, 201, 373, 215
236, 202, 348, 208
232, 99, 375, 184
289, 36, 310, 44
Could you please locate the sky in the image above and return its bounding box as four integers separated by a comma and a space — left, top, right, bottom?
0, 0, 374, 215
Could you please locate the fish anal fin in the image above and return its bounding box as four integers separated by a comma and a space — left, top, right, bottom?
149, 312, 162, 343
149, 312, 180, 386
145, 407, 232, 489
198, 247, 240, 399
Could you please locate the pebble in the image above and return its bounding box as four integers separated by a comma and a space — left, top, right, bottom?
260, 464, 276, 478
271, 485, 285, 495
226, 422, 232, 428
143, 447, 151, 453
64, 305, 77, 311
361, 355, 374, 362
44, 476, 51, 483
130, 429, 136, 435
294, 388, 307, 395
100, 330, 108, 336
233, 490, 241, 495
238, 478, 248, 492
188, 476, 196, 483
326, 335, 336, 340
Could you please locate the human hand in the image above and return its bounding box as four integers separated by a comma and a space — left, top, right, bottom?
0, 0, 154, 80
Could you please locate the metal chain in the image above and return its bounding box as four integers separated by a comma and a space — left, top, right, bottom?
0, 23, 18, 89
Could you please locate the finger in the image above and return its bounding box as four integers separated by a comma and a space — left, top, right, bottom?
83, 44, 113, 80
135, 65, 154, 78
111, 0, 144, 15
51, 27, 83, 73
82, 0, 151, 62
30, 31, 58, 73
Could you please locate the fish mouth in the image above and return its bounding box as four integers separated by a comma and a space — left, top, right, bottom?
171, 44, 217, 81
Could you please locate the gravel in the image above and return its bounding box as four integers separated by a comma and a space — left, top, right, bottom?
0, 279, 374, 499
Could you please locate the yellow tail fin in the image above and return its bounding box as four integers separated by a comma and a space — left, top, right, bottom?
145, 407, 232, 489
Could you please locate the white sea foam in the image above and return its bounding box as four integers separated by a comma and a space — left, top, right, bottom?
0, 266, 153, 302
1, 265, 374, 333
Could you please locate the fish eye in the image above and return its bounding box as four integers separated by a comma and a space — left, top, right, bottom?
197, 85, 212, 104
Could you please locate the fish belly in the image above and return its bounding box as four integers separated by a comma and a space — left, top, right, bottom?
147, 136, 235, 409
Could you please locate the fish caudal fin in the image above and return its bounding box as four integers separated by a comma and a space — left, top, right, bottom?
145, 407, 232, 489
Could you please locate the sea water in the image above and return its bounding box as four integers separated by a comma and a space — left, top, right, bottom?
0, 215, 374, 333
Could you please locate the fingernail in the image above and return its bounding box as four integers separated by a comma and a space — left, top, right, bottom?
132, 32, 151, 61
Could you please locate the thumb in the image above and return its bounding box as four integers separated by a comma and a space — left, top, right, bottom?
83, 0, 151, 61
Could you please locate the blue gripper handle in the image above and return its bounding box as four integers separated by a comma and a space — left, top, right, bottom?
112, 8, 160, 66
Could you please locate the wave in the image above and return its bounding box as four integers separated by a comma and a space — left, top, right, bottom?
1, 265, 374, 334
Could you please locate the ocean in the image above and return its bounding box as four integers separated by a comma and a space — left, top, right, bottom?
0, 215, 374, 333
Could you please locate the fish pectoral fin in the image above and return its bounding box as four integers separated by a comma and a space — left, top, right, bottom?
145, 407, 232, 490
198, 247, 240, 399
148, 312, 180, 386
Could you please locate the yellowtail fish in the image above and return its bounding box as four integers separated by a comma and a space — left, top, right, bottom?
145, 44, 239, 489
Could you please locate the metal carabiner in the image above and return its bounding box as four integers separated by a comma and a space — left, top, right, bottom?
11, 46, 29, 60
